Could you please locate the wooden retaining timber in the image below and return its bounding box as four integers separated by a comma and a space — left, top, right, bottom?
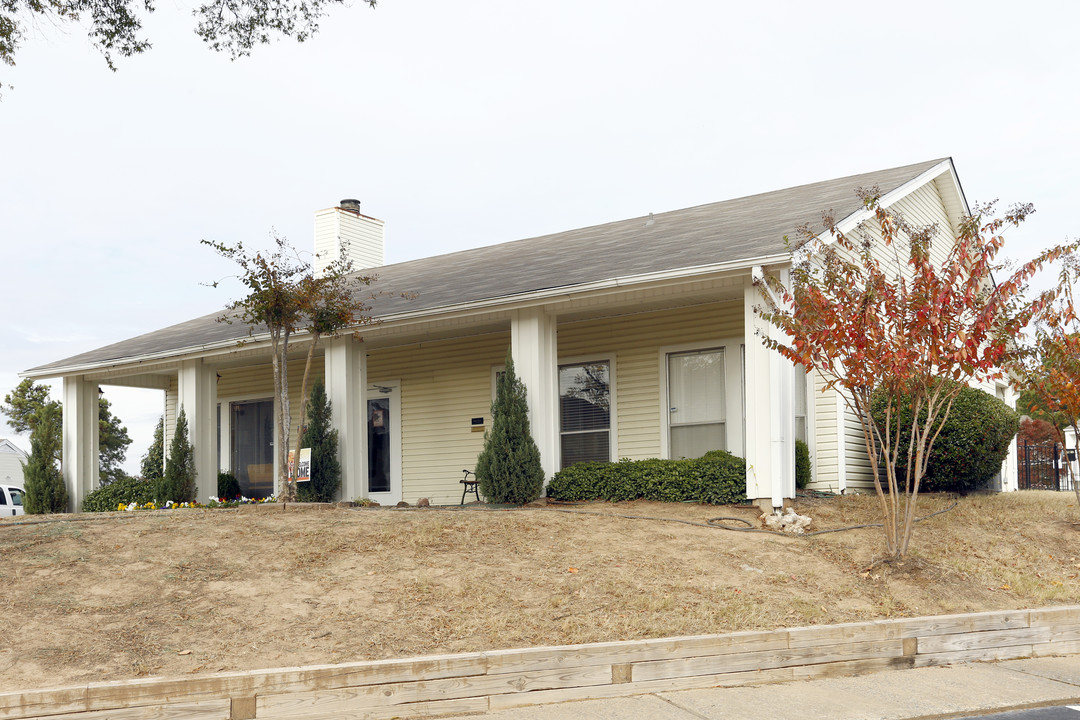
3, 606, 1078, 720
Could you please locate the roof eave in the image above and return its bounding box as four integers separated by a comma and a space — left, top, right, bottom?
21, 253, 790, 380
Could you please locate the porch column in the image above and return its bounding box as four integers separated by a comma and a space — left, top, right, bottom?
178, 359, 217, 505
511, 307, 559, 480
743, 268, 795, 510
62, 376, 98, 512
325, 335, 367, 502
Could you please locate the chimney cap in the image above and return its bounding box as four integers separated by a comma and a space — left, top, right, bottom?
339, 199, 361, 213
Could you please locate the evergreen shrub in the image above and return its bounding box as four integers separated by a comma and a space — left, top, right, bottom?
82, 475, 156, 512
297, 380, 342, 502
22, 403, 67, 514
795, 439, 812, 490
475, 352, 545, 504
157, 407, 197, 503
871, 380, 1019, 494
217, 471, 241, 500
546, 450, 747, 505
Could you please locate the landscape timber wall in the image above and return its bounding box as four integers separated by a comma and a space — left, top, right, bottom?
2, 606, 1078, 720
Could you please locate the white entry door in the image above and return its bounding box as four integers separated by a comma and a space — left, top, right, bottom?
366, 381, 401, 505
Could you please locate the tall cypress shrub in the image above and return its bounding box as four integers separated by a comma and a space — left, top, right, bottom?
475, 351, 545, 504
158, 407, 197, 503
140, 415, 165, 480
22, 403, 67, 514
298, 380, 341, 502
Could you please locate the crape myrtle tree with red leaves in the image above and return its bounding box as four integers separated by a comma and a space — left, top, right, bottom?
203, 234, 376, 503
756, 190, 1079, 560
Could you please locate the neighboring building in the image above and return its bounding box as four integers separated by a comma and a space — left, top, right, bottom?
0, 439, 28, 487
21, 158, 1019, 511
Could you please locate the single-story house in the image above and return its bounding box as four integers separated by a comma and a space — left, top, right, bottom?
22, 157, 1019, 511
0, 438, 28, 487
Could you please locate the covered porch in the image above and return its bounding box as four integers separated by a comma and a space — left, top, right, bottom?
57, 264, 800, 510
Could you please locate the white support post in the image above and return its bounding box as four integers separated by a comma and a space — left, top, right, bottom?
511, 307, 559, 480
178, 359, 217, 505
743, 268, 795, 510
325, 335, 367, 502
62, 376, 98, 512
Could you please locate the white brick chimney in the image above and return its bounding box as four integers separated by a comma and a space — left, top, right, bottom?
313, 199, 384, 277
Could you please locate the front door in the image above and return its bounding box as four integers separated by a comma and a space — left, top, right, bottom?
366, 381, 401, 505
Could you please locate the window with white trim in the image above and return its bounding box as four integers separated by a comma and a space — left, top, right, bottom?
559, 361, 611, 468
794, 368, 808, 444
667, 348, 726, 458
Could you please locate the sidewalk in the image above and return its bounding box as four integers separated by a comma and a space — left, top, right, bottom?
458, 656, 1080, 720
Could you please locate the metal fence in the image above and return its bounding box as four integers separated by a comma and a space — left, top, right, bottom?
1018, 440, 1078, 492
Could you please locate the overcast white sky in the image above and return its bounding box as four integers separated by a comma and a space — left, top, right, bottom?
2, 0, 1078, 472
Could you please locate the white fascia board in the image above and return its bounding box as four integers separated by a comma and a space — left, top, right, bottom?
22, 252, 792, 379
832, 159, 957, 235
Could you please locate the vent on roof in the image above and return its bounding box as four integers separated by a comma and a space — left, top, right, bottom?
340, 199, 361, 213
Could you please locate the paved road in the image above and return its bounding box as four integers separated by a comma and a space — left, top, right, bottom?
452, 656, 1080, 720
966, 708, 1080, 720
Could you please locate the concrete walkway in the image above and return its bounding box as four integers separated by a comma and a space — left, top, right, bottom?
456, 656, 1080, 720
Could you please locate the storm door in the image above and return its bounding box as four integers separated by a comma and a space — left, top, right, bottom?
230, 399, 274, 499
366, 382, 401, 505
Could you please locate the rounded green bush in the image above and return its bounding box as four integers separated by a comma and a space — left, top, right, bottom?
217, 471, 241, 500
82, 475, 156, 512
547, 450, 747, 504
871, 381, 1019, 494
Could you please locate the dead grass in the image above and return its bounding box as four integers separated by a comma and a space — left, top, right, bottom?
0, 491, 1078, 691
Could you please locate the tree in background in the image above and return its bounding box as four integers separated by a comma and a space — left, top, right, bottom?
297, 380, 341, 502
1010, 307, 1080, 508
97, 397, 133, 485
22, 403, 67, 513
157, 407, 197, 504
2, 379, 132, 483
140, 415, 165, 480
203, 233, 377, 502
1, 0, 376, 94
1018, 417, 1060, 446
757, 191, 1079, 560
2, 379, 59, 439
475, 352, 544, 505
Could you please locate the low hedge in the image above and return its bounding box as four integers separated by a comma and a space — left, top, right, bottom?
546, 450, 747, 504
82, 475, 156, 513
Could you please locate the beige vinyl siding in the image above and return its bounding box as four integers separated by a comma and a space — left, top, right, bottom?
366, 332, 510, 506
558, 301, 743, 461
164, 378, 178, 461
850, 180, 956, 283
843, 404, 875, 489
810, 371, 839, 490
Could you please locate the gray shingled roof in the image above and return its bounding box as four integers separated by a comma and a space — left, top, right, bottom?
26, 158, 948, 375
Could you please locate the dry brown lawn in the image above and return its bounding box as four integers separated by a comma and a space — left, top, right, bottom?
1, 491, 1078, 691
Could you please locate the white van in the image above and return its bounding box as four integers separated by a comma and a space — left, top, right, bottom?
0, 485, 25, 516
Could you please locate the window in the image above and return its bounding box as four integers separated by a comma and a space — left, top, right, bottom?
667, 348, 725, 458
8, 488, 22, 506
559, 361, 611, 468
794, 368, 808, 443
